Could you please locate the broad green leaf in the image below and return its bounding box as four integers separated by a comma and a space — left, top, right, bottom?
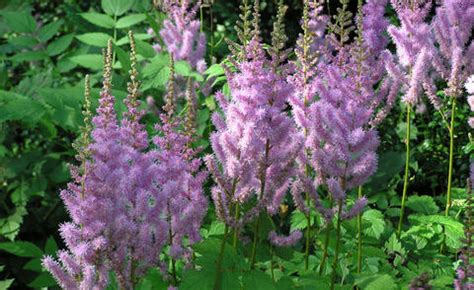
180, 268, 215, 290
23, 258, 42, 272
2, 11, 36, 33
47, 34, 74, 56
27, 272, 56, 288
115, 13, 146, 28
0, 96, 45, 122
406, 195, 439, 215
101, 0, 134, 16
175, 61, 192, 77
409, 215, 464, 249
69, 54, 104, 70
8, 35, 38, 47
135, 39, 156, 58
0, 241, 43, 258
80, 12, 115, 28
45, 236, 58, 255
136, 268, 167, 290
242, 271, 275, 290
76, 32, 111, 47
38, 20, 63, 42
362, 209, 385, 239
0, 279, 14, 290
355, 274, 397, 290
206, 63, 225, 79
290, 210, 310, 232
116, 33, 152, 45
10, 51, 48, 62
114, 45, 131, 74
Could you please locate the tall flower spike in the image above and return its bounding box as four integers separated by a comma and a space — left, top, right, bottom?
164, 54, 176, 116
184, 77, 197, 140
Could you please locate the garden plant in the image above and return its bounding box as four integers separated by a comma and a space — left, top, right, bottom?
0, 0, 473, 289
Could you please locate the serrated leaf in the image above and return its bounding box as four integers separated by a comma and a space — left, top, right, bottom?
290, 210, 309, 232
101, 0, 134, 16
0, 206, 27, 241
116, 33, 152, 45
135, 39, 156, 58
406, 195, 439, 215
409, 215, 464, 249
38, 20, 63, 42
175, 61, 192, 77
47, 34, 74, 56
80, 12, 115, 28
76, 32, 111, 47
115, 13, 146, 28
362, 209, 385, 239
69, 54, 103, 70
0, 241, 43, 258
2, 11, 36, 33
206, 63, 225, 79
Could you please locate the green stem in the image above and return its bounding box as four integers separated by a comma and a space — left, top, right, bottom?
304, 191, 311, 271
319, 199, 333, 275
270, 245, 275, 283
357, 186, 363, 273
445, 97, 456, 216
250, 214, 261, 270
397, 105, 412, 236
232, 205, 240, 249
213, 224, 229, 290
330, 200, 344, 290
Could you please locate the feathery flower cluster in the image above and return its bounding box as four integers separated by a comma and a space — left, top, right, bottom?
207, 27, 300, 234
386, 0, 435, 107
160, 0, 207, 73
432, 0, 474, 99
43, 36, 207, 289
268, 230, 303, 247
466, 75, 474, 189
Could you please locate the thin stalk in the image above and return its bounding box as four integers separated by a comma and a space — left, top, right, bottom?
213, 224, 230, 290
357, 186, 363, 273
168, 202, 177, 285
270, 245, 275, 283
232, 205, 240, 249
445, 97, 456, 216
318, 199, 333, 275
304, 191, 311, 271
330, 200, 344, 290
397, 105, 412, 236
250, 214, 261, 269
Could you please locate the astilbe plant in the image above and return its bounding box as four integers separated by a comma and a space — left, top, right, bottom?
289, 0, 394, 282
159, 0, 207, 74
206, 1, 302, 287
42, 34, 207, 290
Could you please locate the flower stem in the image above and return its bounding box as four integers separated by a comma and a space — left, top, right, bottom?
249, 214, 261, 270
318, 199, 333, 275
304, 191, 311, 271
330, 200, 344, 290
445, 97, 456, 216
357, 186, 363, 273
232, 205, 240, 249
398, 105, 412, 236
213, 224, 229, 290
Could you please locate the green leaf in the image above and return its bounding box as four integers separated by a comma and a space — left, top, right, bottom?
0, 206, 27, 241
47, 34, 74, 56
2, 11, 36, 33
116, 33, 152, 46
136, 268, 167, 290
10, 51, 48, 62
8, 35, 38, 47
80, 12, 115, 28
409, 215, 464, 249
362, 209, 385, 239
180, 268, 215, 290
114, 45, 131, 74
101, 0, 134, 16
0, 279, 14, 290
355, 274, 397, 290
115, 13, 146, 28
45, 237, 58, 255
175, 61, 192, 77
206, 63, 225, 79
406, 195, 439, 215
0, 96, 45, 122
38, 20, 63, 42
27, 272, 56, 288
23, 258, 42, 272
242, 271, 275, 290
135, 39, 156, 58
0, 241, 43, 258
290, 210, 309, 232
69, 54, 104, 70
76, 32, 111, 47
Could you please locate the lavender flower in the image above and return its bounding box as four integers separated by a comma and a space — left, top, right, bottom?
160, 0, 207, 73
268, 230, 303, 247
